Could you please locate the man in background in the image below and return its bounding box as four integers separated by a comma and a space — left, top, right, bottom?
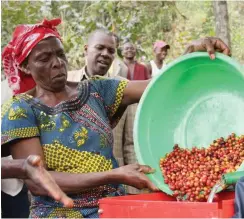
147, 40, 170, 78
1, 79, 30, 218
67, 31, 128, 81
108, 33, 128, 78
122, 42, 150, 80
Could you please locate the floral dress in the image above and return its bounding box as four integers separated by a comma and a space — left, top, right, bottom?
1, 77, 128, 218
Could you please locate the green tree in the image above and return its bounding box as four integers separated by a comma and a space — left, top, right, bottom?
2, 0, 244, 77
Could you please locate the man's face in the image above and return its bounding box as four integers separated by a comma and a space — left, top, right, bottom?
85, 32, 116, 76
154, 47, 168, 61
122, 42, 136, 59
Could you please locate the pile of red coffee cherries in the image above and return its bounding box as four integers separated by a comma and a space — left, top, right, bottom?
160, 133, 244, 201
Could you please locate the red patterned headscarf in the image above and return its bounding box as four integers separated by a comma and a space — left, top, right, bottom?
2, 18, 62, 95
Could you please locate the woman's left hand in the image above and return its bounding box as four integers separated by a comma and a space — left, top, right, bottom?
183, 37, 231, 59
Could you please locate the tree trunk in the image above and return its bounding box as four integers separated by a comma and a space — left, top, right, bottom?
213, 1, 231, 49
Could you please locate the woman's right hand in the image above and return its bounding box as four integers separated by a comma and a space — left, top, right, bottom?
114, 164, 159, 191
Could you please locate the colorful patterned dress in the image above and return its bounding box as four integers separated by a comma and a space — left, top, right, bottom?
1, 77, 128, 218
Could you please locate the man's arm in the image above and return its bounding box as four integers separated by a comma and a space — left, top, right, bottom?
1, 155, 74, 208
1, 158, 26, 179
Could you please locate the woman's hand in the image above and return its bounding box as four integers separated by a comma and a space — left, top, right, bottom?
184, 37, 231, 59
24, 155, 74, 208
113, 164, 159, 191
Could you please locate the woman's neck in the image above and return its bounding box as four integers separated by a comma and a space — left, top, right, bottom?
29, 83, 78, 107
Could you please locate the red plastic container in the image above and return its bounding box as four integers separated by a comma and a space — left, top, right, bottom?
99, 192, 235, 218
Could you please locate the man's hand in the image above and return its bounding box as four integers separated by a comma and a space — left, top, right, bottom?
184, 37, 231, 59
24, 155, 74, 208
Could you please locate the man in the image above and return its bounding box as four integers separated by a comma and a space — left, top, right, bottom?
233, 177, 244, 218
108, 33, 128, 78
147, 40, 170, 77
1, 79, 31, 218
67, 31, 128, 81
122, 42, 150, 80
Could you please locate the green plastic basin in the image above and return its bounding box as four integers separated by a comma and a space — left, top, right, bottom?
134, 52, 244, 195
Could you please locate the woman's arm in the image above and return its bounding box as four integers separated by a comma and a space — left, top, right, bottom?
10, 137, 158, 194
10, 137, 117, 193
25, 169, 119, 195
122, 80, 150, 106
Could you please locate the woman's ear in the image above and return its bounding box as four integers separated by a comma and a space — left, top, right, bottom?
20, 60, 31, 75
23, 68, 31, 75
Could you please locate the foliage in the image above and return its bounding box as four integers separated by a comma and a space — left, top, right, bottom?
1, 0, 244, 75
228, 2, 244, 62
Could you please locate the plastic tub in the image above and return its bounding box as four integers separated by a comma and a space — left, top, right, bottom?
134, 52, 244, 195
99, 191, 235, 218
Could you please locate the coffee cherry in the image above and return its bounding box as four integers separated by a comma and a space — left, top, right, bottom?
160, 133, 244, 202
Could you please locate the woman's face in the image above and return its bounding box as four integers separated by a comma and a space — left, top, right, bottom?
25, 37, 68, 91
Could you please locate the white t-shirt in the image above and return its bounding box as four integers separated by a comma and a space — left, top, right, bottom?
1, 79, 13, 104
150, 60, 167, 77
1, 80, 24, 196
1, 156, 24, 196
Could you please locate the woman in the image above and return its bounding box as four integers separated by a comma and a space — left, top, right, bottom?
1, 18, 157, 218
1, 18, 230, 218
